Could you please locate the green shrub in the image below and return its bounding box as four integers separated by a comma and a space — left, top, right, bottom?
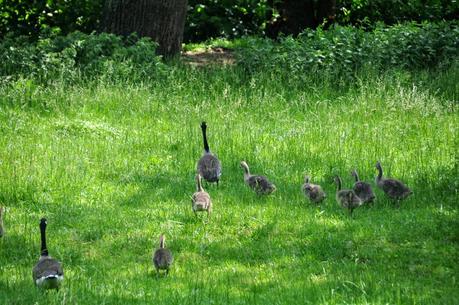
0, 31, 165, 83
237, 21, 459, 81
337, 0, 459, 27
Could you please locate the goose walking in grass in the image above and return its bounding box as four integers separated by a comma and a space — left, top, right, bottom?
32, 218, 63, 289
153, 234, 173, 276
375, 161, 412, 202
240, 161, 276, 195
335, 176, 362, 216
302, 175, 326, 204
192, 174, 212, 217
197, 122, 222, 186
351, 169, 376, 204
0, 206, 4, 237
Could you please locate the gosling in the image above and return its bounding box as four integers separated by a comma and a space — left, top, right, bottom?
153, 234, 173, 276
351, 169, 376, 204
302, 175, 326, 204
375, 161, 412, 202
240, 161, 276, 195
192, 174, 212, 217
335, 176, 362, 216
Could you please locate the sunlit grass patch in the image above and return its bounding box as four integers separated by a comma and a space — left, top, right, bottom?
0, 64, 457, 304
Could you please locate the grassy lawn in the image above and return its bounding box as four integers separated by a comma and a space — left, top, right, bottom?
0, 65, 457, 304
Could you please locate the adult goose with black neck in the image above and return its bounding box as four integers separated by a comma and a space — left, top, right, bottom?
32, 218, 64, 289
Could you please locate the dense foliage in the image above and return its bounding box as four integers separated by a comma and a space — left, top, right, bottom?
238, 21, 459, 80
1, 21, 457, 86
338, 0, 459, 26
1, 0, 458, 41
0, 31, 164, 83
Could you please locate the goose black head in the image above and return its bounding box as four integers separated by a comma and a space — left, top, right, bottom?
40, 218, 47, 230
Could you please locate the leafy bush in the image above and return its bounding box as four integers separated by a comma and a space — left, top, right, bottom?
186, 0, 459, 41
0, 31, 165, 83
337, 0, 459, 27
237, 21, 459, 81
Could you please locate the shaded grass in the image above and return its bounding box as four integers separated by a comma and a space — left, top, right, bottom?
0, 64, 457, 304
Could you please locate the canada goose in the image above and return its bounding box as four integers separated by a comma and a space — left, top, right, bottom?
32, 218, 63, 289
197, 122, 222, 185
153, 234, 173, 275
302, 176, 326, 204
240, 161, 276, 195
0, 206, 4, 237
351, 169, 376, 204
375, 161, 412, 201
192, 174, 212, 217
335, 176, 362, 216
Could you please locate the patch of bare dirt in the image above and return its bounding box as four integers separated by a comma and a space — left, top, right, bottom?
182, 47, 235, 67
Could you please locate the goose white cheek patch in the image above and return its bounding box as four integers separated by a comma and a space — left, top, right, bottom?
36, 275, 64, 286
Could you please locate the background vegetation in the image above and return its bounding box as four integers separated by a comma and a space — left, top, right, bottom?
1, 0, 458, 41
0, 1, 458, 304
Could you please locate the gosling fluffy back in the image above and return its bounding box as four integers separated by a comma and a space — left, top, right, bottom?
240, 161, 276, 195
335, 176, 362, 215
192, 174, 212, 216
153, 234, 173, 275
375, 161, 412, 200
302, 176, 326, 204
351, 170, 376, 204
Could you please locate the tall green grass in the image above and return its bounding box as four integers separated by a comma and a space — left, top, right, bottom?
0, 63, 457, 305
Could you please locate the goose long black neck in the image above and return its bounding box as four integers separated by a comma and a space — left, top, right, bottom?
40, 219, 48, 256
376, 163, 383, 181
201, 122, 210, 153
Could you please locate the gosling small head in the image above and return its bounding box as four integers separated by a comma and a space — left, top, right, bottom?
240, 161, 249, 172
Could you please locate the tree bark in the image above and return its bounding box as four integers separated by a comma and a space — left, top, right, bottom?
103, 0, 188, 57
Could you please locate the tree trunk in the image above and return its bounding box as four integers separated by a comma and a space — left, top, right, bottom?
103, 0, 188, 57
